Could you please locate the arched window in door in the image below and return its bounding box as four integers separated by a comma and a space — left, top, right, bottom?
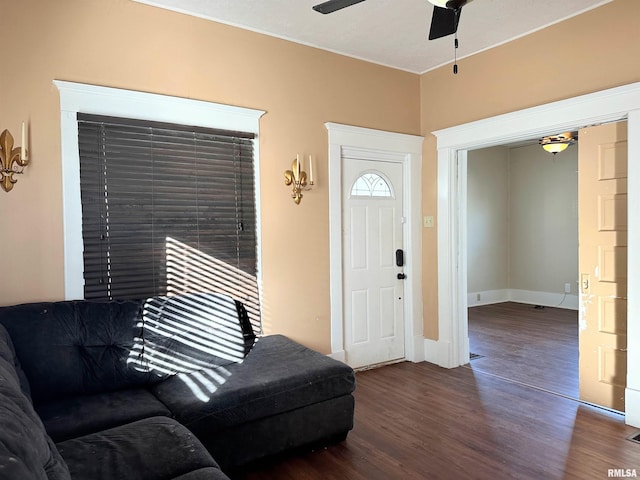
350, 172, 393, 198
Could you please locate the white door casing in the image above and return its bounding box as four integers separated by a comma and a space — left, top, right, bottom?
432, 82, 640, 428
326, 123, 424, 365
342, 159, 405, 368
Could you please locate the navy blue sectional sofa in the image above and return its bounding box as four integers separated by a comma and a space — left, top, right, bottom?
0, 293, 356, 479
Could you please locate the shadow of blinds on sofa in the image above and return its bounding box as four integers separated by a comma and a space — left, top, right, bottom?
77, 114, 260, 331
127, 292, 254, 402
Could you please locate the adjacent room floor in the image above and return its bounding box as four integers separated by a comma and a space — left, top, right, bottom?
467, 301, 579, 399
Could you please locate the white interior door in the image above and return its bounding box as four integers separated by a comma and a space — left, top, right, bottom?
342, 158, 405, 368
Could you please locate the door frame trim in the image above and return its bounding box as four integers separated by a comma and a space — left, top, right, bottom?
432, 82, 640, 427
326, 122, 424, 364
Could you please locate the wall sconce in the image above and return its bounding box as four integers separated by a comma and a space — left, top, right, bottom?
539, 132, 577, 155
0, 123, 29, 192
284, 154, 314, 204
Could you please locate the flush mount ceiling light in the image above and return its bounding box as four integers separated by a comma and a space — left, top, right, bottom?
539, 132, 577, 155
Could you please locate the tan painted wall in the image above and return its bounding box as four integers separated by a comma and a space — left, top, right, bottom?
420, 0, 640, 339
2, 0, 638, 353
0, 0, 420, 353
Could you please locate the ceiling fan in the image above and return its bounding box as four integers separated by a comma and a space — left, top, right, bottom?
312, 0, 472, 41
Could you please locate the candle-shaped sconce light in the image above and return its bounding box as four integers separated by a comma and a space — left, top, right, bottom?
308, 154, 314, 186
0, 122, 30, 192
21, 122, 27, 162
284, 153, 315, 205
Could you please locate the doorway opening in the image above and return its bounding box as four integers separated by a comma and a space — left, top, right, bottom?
432, 82, 640, 427
466, 142, 579, 399
326, 122, 424, 368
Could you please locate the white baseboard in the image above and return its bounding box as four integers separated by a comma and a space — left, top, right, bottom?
468, 288, 578, 310
406, 335, 425, 363
328, 350, 346, 363
625, 387, 640, 428
467, 289, 509, 307
424, 338, 450, 368
509, 289, 578, 310
330, 337, 425, 365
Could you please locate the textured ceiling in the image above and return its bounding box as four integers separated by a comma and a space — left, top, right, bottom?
133, 0, 613, 74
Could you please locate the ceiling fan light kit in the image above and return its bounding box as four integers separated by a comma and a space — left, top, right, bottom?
313, 0, 472, 75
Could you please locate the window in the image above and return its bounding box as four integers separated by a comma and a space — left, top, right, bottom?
56, 81, 265, 331
350, 172, 393, 197
78, 113, 258, 304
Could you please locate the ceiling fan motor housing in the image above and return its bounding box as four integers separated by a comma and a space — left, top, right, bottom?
445, 0, 468, 10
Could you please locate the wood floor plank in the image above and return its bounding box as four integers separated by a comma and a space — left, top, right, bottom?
233, 361, 639, 479
468, 302, 579, 398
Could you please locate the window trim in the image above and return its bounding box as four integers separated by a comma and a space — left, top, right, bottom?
54, 80, 265, 301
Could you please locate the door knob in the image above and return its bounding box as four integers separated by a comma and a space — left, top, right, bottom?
397, 273, 406, 280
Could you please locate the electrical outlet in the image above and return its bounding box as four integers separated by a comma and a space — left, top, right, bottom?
423, 216, 434, 228
476, 293, 481, 301
564, 283, 571, 294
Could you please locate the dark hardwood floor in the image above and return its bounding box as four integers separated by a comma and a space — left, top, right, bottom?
234, 360, 639, 479
467, 302, 579, 399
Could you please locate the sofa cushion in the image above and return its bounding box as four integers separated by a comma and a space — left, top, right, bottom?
0, 325, 71, 480
57, 416, 227, 480
235, 299, 257, 350
151, 334, 356, 429
36, 388, 171, 442
0, 294, 254, 405
0, 300, 164, 404
132, 293, 255, 377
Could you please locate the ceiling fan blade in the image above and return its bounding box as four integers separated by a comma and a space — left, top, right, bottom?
313, 0, 366, 14
428, 5, 461, 40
